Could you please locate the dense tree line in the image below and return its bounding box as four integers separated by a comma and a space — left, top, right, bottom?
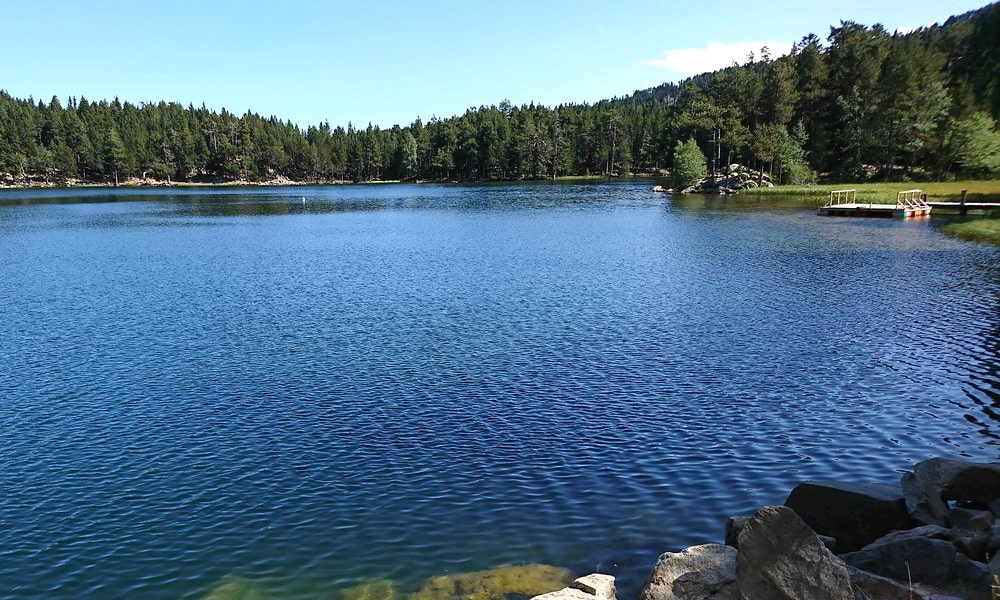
1, 2, 998, 186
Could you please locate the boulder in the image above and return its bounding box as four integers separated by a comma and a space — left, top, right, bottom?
840, 527, 956, 586
901, 471, 951, 526
952, 554, 991, 587
951, 529, 988, 561
785, 482, 912, 552
913, 458, 1000, 504
985, 522, 1000, 555
949, 508, 994, 532
848, 567, 964, 600
988, 498, 1000, 516
971, 510, 995, 530
636, 544, 737, 600
736, 506, 854, 600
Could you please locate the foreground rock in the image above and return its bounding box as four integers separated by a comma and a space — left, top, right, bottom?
784, 482, 912, 552
736, 506, 854, 600
636, 544, 736, 600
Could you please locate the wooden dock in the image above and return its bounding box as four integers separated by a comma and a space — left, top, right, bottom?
927, 201, 1000, 213
927, 190, 1000, 214
818, 189, 931, 218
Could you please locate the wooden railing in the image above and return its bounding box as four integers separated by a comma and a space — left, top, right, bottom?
828, 189, 856, 206
896, 189, 930, 210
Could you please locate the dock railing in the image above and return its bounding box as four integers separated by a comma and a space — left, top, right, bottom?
896, 189, 930, 210
828, 189, 857, 207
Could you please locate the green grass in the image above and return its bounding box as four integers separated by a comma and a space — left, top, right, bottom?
941, 219, 1000, 245
743, 180, 1000, 205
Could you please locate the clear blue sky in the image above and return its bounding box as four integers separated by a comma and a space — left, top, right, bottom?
2, 0, 990, 129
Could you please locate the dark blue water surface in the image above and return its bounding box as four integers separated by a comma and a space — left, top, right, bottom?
2, 181, 999, 599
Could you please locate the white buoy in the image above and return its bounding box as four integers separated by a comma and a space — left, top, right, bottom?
302, 196, 306, 204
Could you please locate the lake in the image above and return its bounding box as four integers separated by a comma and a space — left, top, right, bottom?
1, 181, 998, 599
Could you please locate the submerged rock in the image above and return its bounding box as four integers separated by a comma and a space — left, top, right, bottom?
341, 579, 398, 600
784, 481, 911, 552
410, 564, 574, 600
736, 506, 854, 600
198, 575, 266, 600
636, 544, 737, 600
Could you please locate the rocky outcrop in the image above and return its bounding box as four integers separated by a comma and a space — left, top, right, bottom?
696, 167, 774, 194
784, 481, 912, 552
655, 164, 775, 194
636, 544, 736, 600
736, 506, 855, 600
632, 457, 1000, 600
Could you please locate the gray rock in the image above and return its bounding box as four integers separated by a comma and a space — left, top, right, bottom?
913, 458, 1000, 504
952, 554, 991, 587
873, 524, 952, 543
571, 574, 615, 600
951, 529, 988, 561
736, 506, 854, 600
970, 510, 994, 531
840, 533, 956, 586
784, 481, 912, 552
948, 507, 993, 531
637, 544, 737, 600
985, 522, 1000, 555
724, 516, 748, 549
948, 507, 979, 529
988, 498, 1000, 516
901, 471, 951, 526
848, 567, 963, 600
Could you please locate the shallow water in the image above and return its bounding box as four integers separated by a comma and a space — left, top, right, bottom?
1, 181, 998, 599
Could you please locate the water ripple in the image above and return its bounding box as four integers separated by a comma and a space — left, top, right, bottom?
1, 183, 999, 599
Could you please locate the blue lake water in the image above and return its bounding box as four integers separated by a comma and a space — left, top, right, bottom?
1, 181, 999, 599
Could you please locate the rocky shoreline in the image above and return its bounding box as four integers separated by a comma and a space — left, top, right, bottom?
536, 457, 1000, 600
631, 457, 1000, 600
652, 164, 777, 195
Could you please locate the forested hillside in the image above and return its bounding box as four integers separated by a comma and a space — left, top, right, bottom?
1, 2, 998, 186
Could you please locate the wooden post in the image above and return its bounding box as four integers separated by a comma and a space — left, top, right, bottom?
960, 188, 968, 215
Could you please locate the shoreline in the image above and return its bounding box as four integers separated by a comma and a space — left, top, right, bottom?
0, 173, 653, 191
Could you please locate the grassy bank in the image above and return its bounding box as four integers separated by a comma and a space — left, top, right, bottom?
941, 219, 1000, 245
743, 180, 1000, 205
